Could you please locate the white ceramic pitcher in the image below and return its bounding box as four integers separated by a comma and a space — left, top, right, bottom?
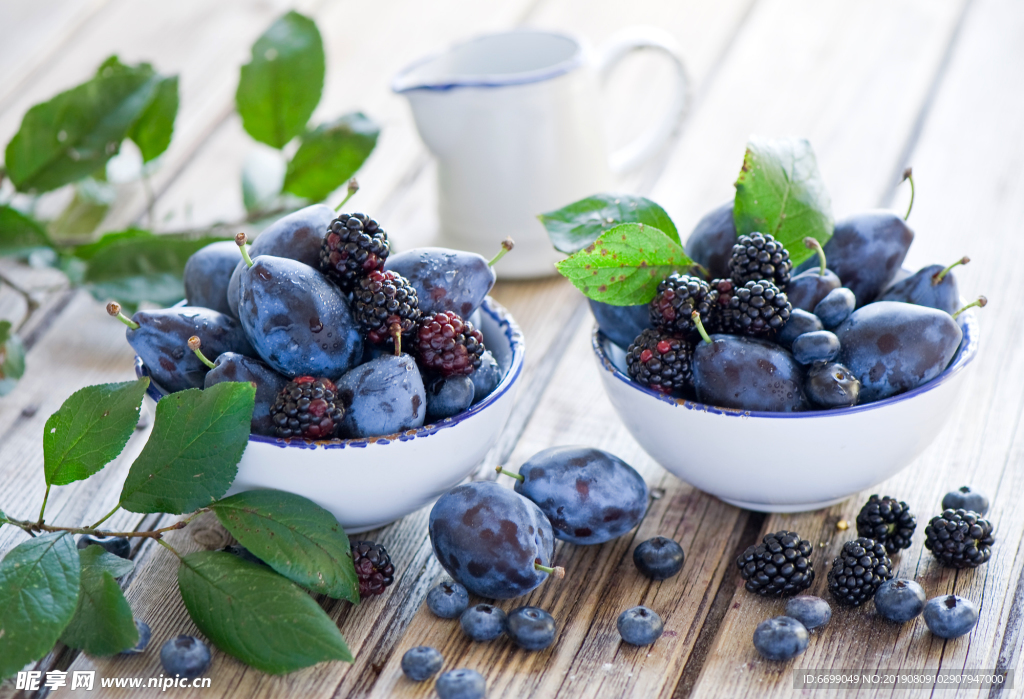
393, 28, 689, 278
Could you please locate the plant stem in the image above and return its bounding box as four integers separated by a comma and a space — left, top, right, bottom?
106, 302, 140, 330
488, 238, 515, 267
953, 296, 987, 319
235, 233, 254, 268
691, 310, 712, 344
804, 237, 827, 276
494, 465, 524, 482
156, 538, 183, 559
6, 512, 202, 541
535, 562, 565, 579
932, 256, 970, 285
0, 270, 40, 331
902, 167, 915, 221
188, 336, 216, 369
37, 484, 51, 525
89, 504, 122, 530
334, 179, 359, 212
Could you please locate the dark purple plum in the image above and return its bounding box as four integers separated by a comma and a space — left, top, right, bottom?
108, 302, 254, 393
428, 481, 559, 599
777, 308, 823, 347
470, 350, 502, 404
813, 288, 856, 329
184, 241, 241, 316
876, 257, 968, 315
425, 374, 474, 420
691, 331, 808, 412
498, 446, 648, 545
835, 301, 962, 402
191, 339, 290, 436
336, 354, 426, 437
791, 331, 840, 365
786, 237, 841, 311
684, 201, 735, 279
805, 362, 861, 408
589, 299, 652, 349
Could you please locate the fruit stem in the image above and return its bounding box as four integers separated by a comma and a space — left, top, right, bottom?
37, 484, 51, 526
535, 562, 565, 579
691, 310, 712, 344
804, 237, 827, 276
932, 256, 970, 285
188, 336, 217, 369
494, 465, 525, 482
89, 504, 122, 530
953, 296, 987, 319
488, 238, 515, 267
902, 167, 915, 221
390, 323, 402, 357
106, 302, 140, 330
334, 178, 359, 212
235, 232, 254, 268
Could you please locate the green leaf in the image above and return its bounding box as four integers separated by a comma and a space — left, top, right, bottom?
0, 533, 80, 679
48, 178, 116, 241
60, 546, 137, 656
0, 205, 53, 256
119, 382, 255, 514
732, 136, 834, 266
282, 113, 379, 202
43, 378, 149, 487
540, 193, 679, 255
555, 223, 695, 305
236, 11, 325, 149
128, 75, 179, 163
178, 551, 352, 674
0, 321, 26, 398
210, 490, 358, 602
4, 56, 168, 193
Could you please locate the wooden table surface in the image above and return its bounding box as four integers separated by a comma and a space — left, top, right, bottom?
1, 0, 1022, 697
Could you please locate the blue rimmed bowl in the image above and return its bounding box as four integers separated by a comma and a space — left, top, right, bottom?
137, 296, 524, 532
592, 308, 980, 513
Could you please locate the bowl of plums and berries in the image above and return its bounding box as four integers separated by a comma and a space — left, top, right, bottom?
541, 138, 982, 512
112, 204, 524, 532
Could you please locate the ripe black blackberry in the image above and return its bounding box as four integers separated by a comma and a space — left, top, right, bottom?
706, 278, 736, 333
319, 213, 389, 291
625, 329, 693, 395
729, 232, 793, 287
720, 280, 792, 337
353, 270, 420, 353
827, 538, 893, 606
855, 495, 916, 554
736, 531, 815, 597
414, 311, 484, 377
924, 509, 995, 569
649, 274, 714, 337
351, 541, 395, 598
269, 377, 344, 440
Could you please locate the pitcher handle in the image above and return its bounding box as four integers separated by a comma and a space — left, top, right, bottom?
597, 27, 691, 175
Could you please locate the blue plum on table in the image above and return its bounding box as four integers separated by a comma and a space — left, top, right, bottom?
184, 241, 241, 316
941, 486, 989, 515
336, 354, 425, 437
385, 246, 499, 317
692, 335, 808, 412
459, 604, 507, 641
874, 579, 926, 622
77, 535, 131, 560
876, 257, 968, 315
633, 536, 685, 580
589, 299, 652, 349
201, 350, 290, 436
922, 595, 978, 638
752, 616, 808, 661
784, 596, 831, 631
617, 606, 663, 646
436, 669, 486, 699
505, 607, 557, 650
684, 201, 735, 279
426, 580, 469, 619
160, 635, 211, 679
401, 646, 443, 681
425, 374, 475, 420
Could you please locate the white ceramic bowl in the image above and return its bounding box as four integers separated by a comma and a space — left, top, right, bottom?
593, 309, 980, 512
138, 297, 524, 532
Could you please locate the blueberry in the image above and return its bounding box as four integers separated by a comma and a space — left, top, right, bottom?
470, 350, 502, 404
922, 595, 979, 638
385, 247, 496, 318
121, 620, 151, 654
786, 268, 841, 312
509, 446, 648, 545
752, 616, 809, 661
877, 257, 968, 316
219, 544, 267, 567
400, 646, 443, 681
805, 363, 861, 409
203, 353, 289, 436
617, 606, 663, 646
505, 607, 556, 651
784, 596, 831, 631
777, 308, 824, 347
426, 580, 469, 619
426, 375, 475, 420
184, 241, 242, 316
459, 604, 507, 642
693, 335, 808, 412
160, 635, 211, 679
942, 486, 990, 515
791, 331, 841, 365
336, 354, 426, 437
684, 201, 735, 279
589, 299, 652, 350
813, 288, 856, 329
77, 535, 131, 560
435, 669, 486, 699
874, 579, 926, 622
429, 482, 556, 599
633, 537, 685, 580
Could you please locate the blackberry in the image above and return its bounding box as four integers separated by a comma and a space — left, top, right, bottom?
319, 213, 389, 291
625, 329, 693, 395
351, 540, 395, 598
414, 311, 484, 377
923, 509, 995, 569
705, 278, 736, 333
827, 537, 893, 606
649, 274, 714, 337
720, 280, 792, 337
729, 232, 792, 287
736, 531, 814, 597
353, 270, 420, 351
855, 495, 916, 554
269, 377, 344, 439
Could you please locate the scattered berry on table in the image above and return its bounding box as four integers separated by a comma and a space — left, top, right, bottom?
319, 212, 390, 291
617, 606, 664, 646
720, 280, 792, 337
160, 635, 211, 679
426, 580, 469, 619
922, 595, 979, 639
649, 273, 714, 337
353, 270, 421, 349
813, 287, 856, 329
436, 669, 487, 699
729, 232, 793, 288
941, 486, 990, 515
827, 538, 894, 606
625, 329, 693, 395
121, 620, 151, 654
873, 579, 926, 622
505, 607, 557, 651
400, 646, 443, 681
414, 311, 485, 377
752, 616, 809, 661
633, 537, 685, 581
459, 604, 507, 642
784, 596, 831, 631
351, 541, 395, 598
924, 509, 995, 568
855, 495, 917, 554
269, 377, 344, 439
77, 535, 131, 560
736, 531, 815, 597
